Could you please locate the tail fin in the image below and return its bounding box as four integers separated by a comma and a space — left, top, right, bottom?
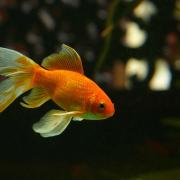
0, 48, 38, 112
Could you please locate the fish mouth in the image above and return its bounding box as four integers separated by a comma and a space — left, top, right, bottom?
106, 104, 115, 118
107, 111, 114, 118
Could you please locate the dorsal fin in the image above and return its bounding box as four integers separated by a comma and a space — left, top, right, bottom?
41, 44, 84, 74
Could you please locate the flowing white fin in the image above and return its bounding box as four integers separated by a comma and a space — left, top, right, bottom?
20, 87, 50, 108
0, 48, 39, 112
40, 117, 71, 137
32, 109, 82, 137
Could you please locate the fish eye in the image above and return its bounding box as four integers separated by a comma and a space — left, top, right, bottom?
99, 102, 105, 111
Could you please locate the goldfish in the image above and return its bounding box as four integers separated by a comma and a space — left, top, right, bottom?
0, 44, 114, 137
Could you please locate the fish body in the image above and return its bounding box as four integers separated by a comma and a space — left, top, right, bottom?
33, 68, 114, 119
0, 44, 114, 137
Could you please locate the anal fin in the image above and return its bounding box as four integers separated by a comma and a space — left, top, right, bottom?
20, 87, 50, 108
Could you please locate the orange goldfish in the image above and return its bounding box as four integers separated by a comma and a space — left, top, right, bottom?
0, 44, 114, 137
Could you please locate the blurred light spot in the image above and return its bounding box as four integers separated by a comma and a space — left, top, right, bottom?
112, 61, 126, 89
34, 44, 44, 57
95, 72, 112, 84
38, 8, 55, 31
126, 58, 148, 80
125, 58, 148, 88
97, 0, 107, 7
166, 32, 178, 46
26, 32, 42, 45
86, 22, 98, 40
134, 0, 157, 22
21, 0, 37, 13
84, 50, 95, 62
122, 21, 147, 48
149, 59, 172, 90
21, 2, 33, 13
174, 0, 180, 20
97, 9, 107, 20
57, 31, 69, 41
174, 59, 180, 70
61, 0, 80, 8
57, 31, 73, 43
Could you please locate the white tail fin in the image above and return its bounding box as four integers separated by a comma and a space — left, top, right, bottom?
0, 48, 38, 112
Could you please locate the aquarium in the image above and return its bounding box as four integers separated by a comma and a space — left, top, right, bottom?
0, 0, 180, 179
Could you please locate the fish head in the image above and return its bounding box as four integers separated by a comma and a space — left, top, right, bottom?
83, 89, 115, 120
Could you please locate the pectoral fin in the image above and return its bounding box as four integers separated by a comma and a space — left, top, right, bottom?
20, 87, 50, 108
33, 109, 82, 137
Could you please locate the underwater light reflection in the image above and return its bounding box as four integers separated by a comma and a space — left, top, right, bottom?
149, 59, 172, 90
122, 20, 147, 48
134, 0, 157, 22
125, 58, 149, 89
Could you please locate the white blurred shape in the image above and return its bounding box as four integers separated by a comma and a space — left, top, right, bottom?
126, 58, 148, 80
125, 58, 148, 88
149, 59, 172, 90
38, 9, 55, 31
134, 0, 157, 22
123, 21, 147, 48
61, 0, 80, 8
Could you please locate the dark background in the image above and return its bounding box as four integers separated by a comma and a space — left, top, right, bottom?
0, 0, 180, 179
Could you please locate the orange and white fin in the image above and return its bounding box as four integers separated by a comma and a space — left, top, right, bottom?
20, 87, 50, 108
41, 44, 84, 74
33, 109, 82, 137
0, 47, 38, 112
